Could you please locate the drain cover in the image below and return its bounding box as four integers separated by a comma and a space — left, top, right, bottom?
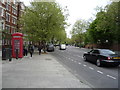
45, 58, 52, 60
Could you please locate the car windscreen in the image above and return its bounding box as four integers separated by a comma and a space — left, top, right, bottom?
100, 50, 115, 55
48, 44, 53, 46
49, 44, 53, 46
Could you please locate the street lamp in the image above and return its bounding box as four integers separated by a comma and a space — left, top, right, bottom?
106, 40, 108, 43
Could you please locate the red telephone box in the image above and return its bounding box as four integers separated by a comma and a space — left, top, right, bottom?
12, 33, 23, 58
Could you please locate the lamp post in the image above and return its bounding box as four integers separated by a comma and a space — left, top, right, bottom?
106, 40, 108, 43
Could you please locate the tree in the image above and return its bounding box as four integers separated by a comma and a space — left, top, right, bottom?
71, 19, 89, 46
86, 1, 120, 47
106, 2, 120, 44
20, 1, 68, 52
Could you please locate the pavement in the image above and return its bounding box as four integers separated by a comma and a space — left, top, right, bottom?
2, 52, 90, 88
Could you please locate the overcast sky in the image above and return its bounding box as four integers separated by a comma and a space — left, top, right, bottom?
20, 0, 111, 38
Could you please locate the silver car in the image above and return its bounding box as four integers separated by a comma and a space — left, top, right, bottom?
47, 44, 54, 52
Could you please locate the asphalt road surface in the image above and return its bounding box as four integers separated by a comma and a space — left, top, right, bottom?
50, 46, 119, 88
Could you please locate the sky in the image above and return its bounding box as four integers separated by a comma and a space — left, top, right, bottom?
20, 0, 111, 38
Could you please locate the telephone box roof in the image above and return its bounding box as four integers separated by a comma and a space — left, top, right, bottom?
12, 33, 23, 37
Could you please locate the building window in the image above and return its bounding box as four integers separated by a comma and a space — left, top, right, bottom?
3, 9, 5, 17
0, 7, 4, 17
2, 8, 4, 16
6, 13, 10, 22
8, 5, 10, 11
12, 7, 17, 15
12, 17, 17, 24
6, 3, 11, 11
1, 0, 5, 3
11, 28, 16, 34
12, 8, 13, 14
14, 9, 17, 15
5, 26, 10, 32
13, 9, 15, 14
15, 18, 17, 24
7, 0, 11, 4
6, 4, 9, 10
1, 22, 4, 30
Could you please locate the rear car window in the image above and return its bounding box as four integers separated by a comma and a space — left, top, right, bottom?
92, 50, 100, 54
100, 50, 115, 54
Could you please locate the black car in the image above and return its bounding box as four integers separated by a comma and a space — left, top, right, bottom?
83, 49, 120, 67
46, 44, 54, 52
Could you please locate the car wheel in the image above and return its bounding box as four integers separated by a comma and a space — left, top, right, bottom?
96, 59, 101, 67
83, 56, 87, 61
112, 64, 120, 67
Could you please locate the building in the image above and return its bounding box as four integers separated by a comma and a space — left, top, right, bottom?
0, 0, 25, 48
17, 2, 25, 31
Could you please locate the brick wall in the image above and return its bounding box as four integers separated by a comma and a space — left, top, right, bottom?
85, 44, 120, 51
110, 44, 120, 51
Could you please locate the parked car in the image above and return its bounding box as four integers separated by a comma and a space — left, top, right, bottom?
83, 49, 120, 67
59, 44, 66, 50
47, 44, 54, 52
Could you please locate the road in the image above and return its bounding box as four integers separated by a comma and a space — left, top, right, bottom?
50, 46, 119, 88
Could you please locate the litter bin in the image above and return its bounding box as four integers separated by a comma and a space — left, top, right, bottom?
8, 48, 12, 61
2, 47, 12, 61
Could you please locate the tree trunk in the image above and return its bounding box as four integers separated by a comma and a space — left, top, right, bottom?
42, 40, 46, 53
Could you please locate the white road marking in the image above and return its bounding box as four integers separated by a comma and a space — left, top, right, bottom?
89, 67, 94, 70
78, 62, 81, 64
83, 64, 87, 67
107, 75, 116, 80
97, 71, 103, 74
57, 49, 117, 81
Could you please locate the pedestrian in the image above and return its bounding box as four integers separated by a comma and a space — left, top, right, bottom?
23, 45, 25, 56
23, 45, 28, 56
28, 44, 34, 57
38, 44, 42, 55
33, 45, 35, 53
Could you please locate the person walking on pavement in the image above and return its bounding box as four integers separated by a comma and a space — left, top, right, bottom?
38, 44, 42, 55
23, 45, 28, 56
28, 44, 34, 57
23, 45, 25, 56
